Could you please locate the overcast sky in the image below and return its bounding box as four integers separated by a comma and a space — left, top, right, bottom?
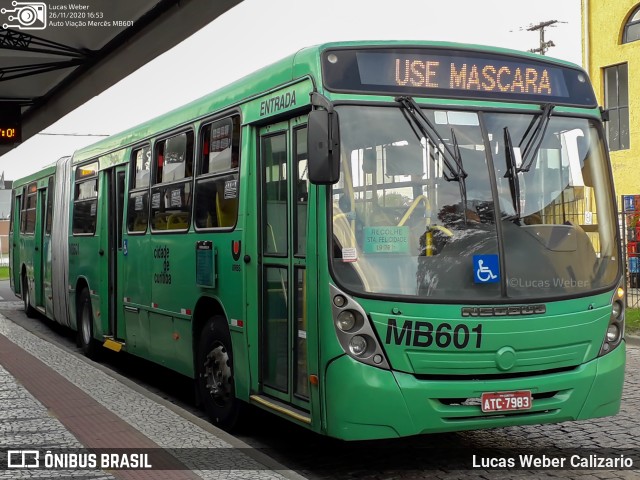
0, 0, 582, 180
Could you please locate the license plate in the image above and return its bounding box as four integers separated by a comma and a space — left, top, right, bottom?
481, 390, 532, 412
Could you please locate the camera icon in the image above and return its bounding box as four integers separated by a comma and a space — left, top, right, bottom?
1, 1, 47, 30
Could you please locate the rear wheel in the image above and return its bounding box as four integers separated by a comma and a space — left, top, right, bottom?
196, 316, 242, 429
77, 288, 98, 358
22, 272, 36, 318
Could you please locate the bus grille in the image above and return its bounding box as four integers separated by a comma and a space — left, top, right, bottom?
412, 365, 577, 382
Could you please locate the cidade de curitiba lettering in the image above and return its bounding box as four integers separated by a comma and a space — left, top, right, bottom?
153, 246, 171, 284
259, 91, 296, 116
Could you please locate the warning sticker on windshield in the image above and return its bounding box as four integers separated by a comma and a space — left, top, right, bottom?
342, 248, 357, 262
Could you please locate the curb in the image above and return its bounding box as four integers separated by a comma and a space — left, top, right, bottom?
626, 334, 640, 346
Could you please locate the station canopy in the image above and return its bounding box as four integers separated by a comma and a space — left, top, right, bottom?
0, 0, 242, 156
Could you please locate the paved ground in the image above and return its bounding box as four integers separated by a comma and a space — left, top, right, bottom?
0, 305, 303, 479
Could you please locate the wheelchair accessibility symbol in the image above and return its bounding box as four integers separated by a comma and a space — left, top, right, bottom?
473, 255, 500, 284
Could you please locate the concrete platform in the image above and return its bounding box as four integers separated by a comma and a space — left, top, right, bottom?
0, 313, 306, 480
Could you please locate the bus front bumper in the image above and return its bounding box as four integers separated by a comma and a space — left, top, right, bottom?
324, 341, 625, 440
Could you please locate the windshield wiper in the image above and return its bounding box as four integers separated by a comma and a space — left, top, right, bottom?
395, 96, 468, 182
450, 127, 469, 220
519, 103, 555, 172
503, 126, 522, 221
395, 96, 470, 218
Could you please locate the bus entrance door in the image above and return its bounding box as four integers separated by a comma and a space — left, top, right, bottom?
256, 119, 314, 420
9, 191, 21, 294
33, 187, 46, 308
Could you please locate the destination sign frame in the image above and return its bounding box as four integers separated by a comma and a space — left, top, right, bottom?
321, 47, 597, 107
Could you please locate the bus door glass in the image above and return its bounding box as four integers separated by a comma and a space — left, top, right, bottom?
9, 189, 20, 292
258, 118, 311, 409
123, 145, 151, 357
41, 177, 55, 312
103, 165, 127, 340
33, 185, 47, 307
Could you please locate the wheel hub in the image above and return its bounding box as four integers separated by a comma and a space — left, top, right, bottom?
203, 344, 231, 406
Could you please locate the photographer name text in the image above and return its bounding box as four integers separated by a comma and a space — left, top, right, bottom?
48, 3, 133, 27
473, 454, 634, 469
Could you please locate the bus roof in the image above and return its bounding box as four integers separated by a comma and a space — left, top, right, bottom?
45, 40, 587, 168
13, 162, 57, 189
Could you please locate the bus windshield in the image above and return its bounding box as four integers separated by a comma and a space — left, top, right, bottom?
330, 105, 619, 301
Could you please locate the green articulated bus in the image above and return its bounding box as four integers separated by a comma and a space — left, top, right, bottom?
10, 41, 626, 440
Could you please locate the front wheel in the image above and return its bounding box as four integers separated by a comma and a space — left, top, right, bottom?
196, 316, 242, 430
77, 288, 98, 358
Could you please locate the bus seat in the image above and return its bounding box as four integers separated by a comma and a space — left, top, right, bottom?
167, 213, 189, 230
154, 212, 169, 230
216, 192, 237, 227
133, 215, 148, 232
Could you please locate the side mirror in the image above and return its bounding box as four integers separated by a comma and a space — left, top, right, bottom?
307, 109, 340, 185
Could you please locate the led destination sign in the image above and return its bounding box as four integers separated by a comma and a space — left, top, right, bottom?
0, 103, 22, 146
0, 127, 19, 144
322, 48, 596, 107
365, 54, 564, 96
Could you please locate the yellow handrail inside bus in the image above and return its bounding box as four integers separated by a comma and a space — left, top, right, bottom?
398, 194, 431, 227
341, 151, 356, 248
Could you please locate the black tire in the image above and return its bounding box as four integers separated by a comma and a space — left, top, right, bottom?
196, 316, 242, 430
77, 288, 98, 358
22, 272, 36, 318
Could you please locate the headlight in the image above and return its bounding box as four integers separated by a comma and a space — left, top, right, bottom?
330, 285, 390, 369
336, 311, 357, 331
606, 323, 620, 343
333, 294, 347, 308
611, 301, 622, 319
599, 283, 625, 357
349, 335, 368, 356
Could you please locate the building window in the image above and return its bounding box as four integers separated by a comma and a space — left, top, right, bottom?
623, 5, 640, 43
603, 63, 629, 151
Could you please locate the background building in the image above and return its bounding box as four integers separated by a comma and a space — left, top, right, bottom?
0, 172, 12, 220
0, 173, 11, 263
582, 0, 640, 202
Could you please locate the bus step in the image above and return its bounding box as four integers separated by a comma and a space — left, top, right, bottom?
35, 306, 46, 314
102, 338, 124, 352
249, 394, 311, 424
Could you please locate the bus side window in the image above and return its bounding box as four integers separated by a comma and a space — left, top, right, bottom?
72, 163, 98, 235
22, 183, 37, 234
195, 116, 240, 230
127, 146, 150, 233
150, 131, 194, 232
194, 176, 218, 228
